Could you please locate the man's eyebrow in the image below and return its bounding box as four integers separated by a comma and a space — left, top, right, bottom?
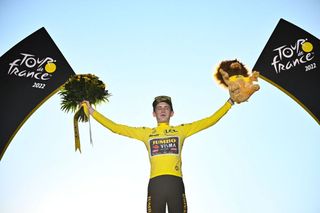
156, 106, 170, 109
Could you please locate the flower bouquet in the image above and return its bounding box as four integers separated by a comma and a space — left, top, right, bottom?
59, 74, 110, 152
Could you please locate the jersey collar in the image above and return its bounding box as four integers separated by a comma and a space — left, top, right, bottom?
157, 122, 169, 128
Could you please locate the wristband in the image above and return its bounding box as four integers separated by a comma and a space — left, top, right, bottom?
228, 98, 235, 105
88, 106, 95, 115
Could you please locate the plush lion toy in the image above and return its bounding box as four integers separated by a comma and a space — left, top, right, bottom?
215, 59, 260, 103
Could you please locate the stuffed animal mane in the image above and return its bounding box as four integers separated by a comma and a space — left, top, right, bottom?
214, 59, 260, 103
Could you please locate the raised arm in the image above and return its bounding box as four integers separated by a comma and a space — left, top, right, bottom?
180, 99, 233, 138
81, 101, 149, 142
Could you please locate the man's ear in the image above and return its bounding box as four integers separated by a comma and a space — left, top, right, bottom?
153, 111, 156, 117
170, 111, 174, 117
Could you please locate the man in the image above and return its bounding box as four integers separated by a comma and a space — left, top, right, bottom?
82, 93, 241, 213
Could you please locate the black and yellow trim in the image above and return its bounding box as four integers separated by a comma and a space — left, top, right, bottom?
0, 86, 63, 160
260, 74, 319, 125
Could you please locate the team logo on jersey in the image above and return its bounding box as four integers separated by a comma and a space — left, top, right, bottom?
164, 129, 178, 135
150, 137, 179, 156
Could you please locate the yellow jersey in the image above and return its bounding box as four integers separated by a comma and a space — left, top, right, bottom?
88, 101, 232, 178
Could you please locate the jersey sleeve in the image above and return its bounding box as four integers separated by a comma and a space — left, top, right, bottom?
90, 109, 149, 142
180, 101, 232, 138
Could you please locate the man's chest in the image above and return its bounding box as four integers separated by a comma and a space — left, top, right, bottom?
147, 127, 183, 157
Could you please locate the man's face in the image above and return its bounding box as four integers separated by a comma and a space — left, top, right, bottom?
153, 102, 174, 123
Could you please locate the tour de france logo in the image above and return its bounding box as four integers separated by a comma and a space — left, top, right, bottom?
7, 53, 57, 89
44, 61, 57, 73
271, 38, 316, 74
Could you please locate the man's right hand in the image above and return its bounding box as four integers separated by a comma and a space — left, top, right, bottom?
81, 100, 94, 115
